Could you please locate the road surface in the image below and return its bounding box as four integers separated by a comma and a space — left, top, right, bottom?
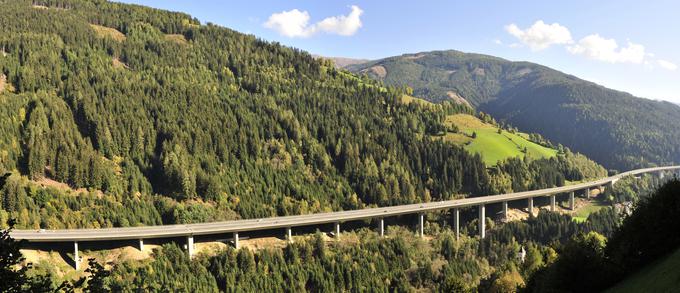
10, 166, 679, 242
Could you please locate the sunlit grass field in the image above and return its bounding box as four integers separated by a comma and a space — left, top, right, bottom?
440, 114, 558, 166
571, 200, 608, 223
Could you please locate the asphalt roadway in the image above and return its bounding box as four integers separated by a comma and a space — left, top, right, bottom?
10, 166, 679, 242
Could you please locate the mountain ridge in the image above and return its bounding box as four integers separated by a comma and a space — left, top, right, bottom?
311, 54, 370, 68
346, 49, 680, 170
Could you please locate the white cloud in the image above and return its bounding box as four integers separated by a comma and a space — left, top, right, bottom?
263, 9, 312, 37
568, 34, 646, 64
315, 5, 363, 36
657, 59, 678, 71
505, 20, 573, 51
264, 5, 363, 38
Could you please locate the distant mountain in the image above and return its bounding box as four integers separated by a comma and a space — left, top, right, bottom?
347, 50, 680, 170
313, 55, 370, 68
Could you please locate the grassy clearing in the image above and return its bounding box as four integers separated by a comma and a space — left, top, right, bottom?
606, 248, 680, 292
90, 24, 126, 42
165, 34, 188, 45
335, 70, 387, 93
572, 200, 608, 223
401, 94, 434, 106
440, 114, 558, 166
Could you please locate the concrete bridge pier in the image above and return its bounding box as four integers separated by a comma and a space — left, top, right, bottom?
502, 201, 508, 221
528, 198, 534, 215
286, 227, 292, 242
334, 222, 340, 238
74, 241, 80, 270
379, 218, 385, 237
550, 195, 556, 211
233, 232, 239, 249
453, 208, 460, 240
418, 213, 424, 237
569, 192, 575, 210
187, 235, 194, 258
585, 188, 590, 199
139, 239, 144, 251
479, 205, 486, 239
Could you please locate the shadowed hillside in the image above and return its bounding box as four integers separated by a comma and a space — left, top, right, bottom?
347, 50, 680, 171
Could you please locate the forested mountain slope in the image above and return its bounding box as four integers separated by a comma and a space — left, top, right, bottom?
0, 2, 649, 291
0, 0, 603, 229
0, 0, 492, 226
347, 50, 680, 171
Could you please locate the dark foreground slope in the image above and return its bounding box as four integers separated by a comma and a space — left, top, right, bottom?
347, 50, 680, 170
605, 247, 680, 293
525, 178, 680, 292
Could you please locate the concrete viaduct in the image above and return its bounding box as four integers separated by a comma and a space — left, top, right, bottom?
10, 166, 680, 269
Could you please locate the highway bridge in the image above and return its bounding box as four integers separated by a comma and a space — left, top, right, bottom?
10, 166, 680, 269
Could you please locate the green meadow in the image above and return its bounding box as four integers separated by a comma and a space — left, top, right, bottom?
440, 114, 558, 166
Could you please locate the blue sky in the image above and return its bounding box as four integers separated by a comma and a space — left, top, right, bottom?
120, 0, 680, 103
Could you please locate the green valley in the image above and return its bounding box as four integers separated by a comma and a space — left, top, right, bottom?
0, 1, 677, 292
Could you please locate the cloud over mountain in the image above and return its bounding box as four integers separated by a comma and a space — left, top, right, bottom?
505, 20, 676, 71
264, 5, 363, 38
657, 59, 678, 71
505, 20, 573, 51
568, 34, 646, 64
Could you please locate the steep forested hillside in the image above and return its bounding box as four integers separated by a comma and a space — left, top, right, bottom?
347, 50, 680, 171
0, 1, 604, 230
0, 3, 658, 290
0, 0, 492, 227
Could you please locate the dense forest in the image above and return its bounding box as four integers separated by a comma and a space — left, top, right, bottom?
0, 0, 603, 229
0, 0, 489, 226
347, 50, 680, 171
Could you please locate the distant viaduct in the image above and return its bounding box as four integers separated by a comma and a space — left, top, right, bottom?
10, 166, 680, 269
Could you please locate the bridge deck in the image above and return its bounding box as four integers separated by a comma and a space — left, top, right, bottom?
10, 166, 679, 242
